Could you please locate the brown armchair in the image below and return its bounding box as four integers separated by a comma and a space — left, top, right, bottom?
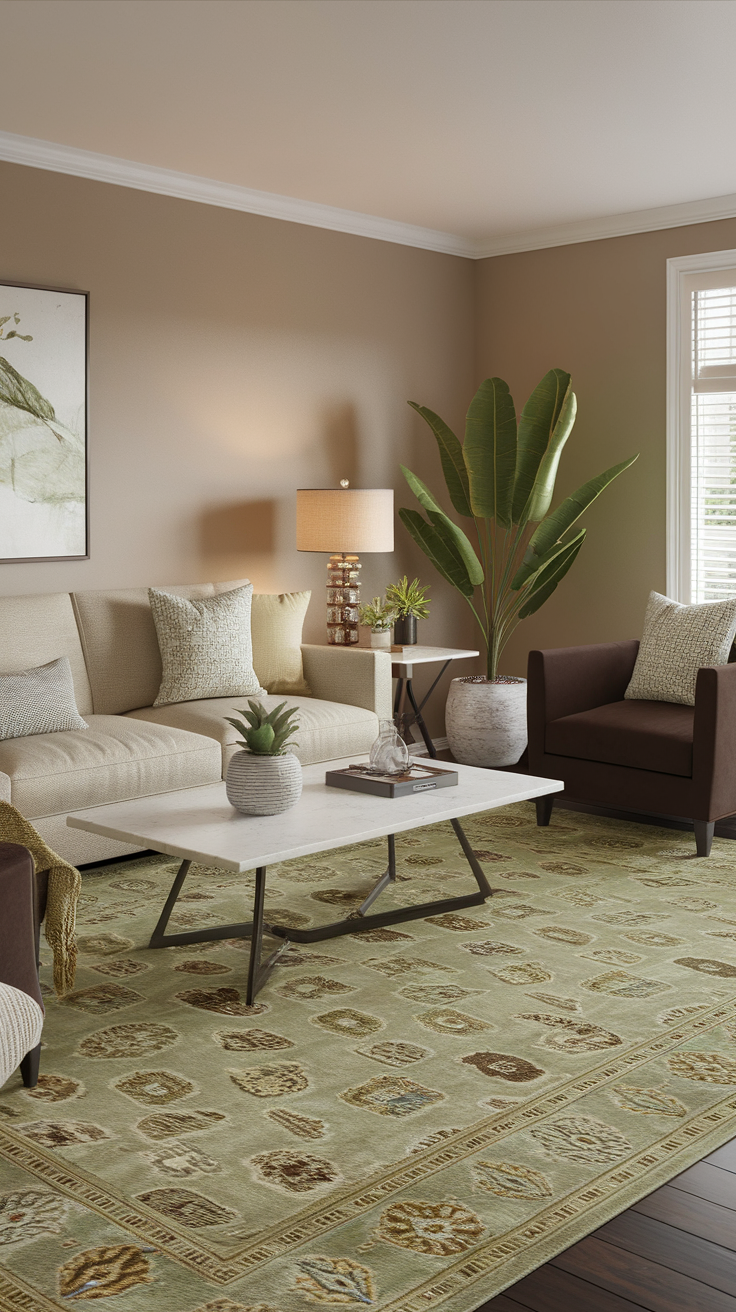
0, 843, 46, 1087
527, 641, 736, 857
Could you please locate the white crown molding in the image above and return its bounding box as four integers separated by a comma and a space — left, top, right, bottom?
0, 129, 475, 259
3, 128, 736, 260
473, 193, 736, 259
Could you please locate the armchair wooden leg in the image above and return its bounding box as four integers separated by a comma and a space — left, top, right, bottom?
20, 1042, 41, 1089
536, 795, 555, 827
694, 820, 715, 858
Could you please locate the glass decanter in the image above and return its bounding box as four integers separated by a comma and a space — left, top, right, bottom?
368, 719, 410, 775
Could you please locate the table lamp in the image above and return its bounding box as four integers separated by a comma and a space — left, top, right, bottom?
296, 481, 394, 644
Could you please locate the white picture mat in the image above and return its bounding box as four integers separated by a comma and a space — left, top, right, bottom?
0, 282, 87, 560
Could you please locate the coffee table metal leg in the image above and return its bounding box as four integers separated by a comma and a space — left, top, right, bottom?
245, 866, 290, 1004
147, 857, 290, 1004
270, 818, 492, 944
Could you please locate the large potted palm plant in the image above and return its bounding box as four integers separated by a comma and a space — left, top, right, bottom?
400, 370, 637, 766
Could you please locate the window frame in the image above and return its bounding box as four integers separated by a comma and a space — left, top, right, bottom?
667, 248, 736, 602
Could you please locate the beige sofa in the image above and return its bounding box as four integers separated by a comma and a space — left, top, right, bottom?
0, 582, 392, 866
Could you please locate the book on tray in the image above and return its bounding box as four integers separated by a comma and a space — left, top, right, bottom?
325, 762, 458, 798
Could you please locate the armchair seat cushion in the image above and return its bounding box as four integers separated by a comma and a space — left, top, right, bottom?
546, 699, 695, 777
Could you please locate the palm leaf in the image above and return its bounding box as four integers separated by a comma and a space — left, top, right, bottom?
510, 527, 586, 591
408, 401, 472, 516
518, 535, 585, 618
512, 369, 570, 524
401, 466, 484, 585
524, 455, 638, 574
524, 383, 577, 522
463, 377, 517, 527
398, 508, 475, 597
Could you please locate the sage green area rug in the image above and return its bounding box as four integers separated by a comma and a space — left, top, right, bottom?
3, 804, 736, 1312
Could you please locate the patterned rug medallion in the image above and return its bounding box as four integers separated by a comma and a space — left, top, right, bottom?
3, 803, 736, 1311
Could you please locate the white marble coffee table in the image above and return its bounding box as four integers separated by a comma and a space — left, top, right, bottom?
68, 758, 562, 1003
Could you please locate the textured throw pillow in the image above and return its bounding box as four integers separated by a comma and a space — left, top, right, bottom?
0, 656, 88, 741
625, 590, 736, 706
251, 591, 312, 695
149, 585, 264, 707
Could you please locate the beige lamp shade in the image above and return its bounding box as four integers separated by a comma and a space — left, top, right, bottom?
296, 488, 394, 553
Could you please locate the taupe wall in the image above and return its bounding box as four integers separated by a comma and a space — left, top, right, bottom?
0, 162, 477, 727
475, 217, 736, 678
6, 157, 736, 729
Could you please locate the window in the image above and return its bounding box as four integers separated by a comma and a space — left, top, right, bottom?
667, 250, 736, 602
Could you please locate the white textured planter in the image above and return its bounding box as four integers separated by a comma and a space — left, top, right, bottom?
445, 676, 527, 768
370, 629, 392, 650
225, 751, 303, 815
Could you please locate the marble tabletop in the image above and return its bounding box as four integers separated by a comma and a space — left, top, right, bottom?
390, 645, 479, 669
67, 756, 562, 873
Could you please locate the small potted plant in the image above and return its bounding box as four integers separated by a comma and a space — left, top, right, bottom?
358, 596, 396, 649
385, 575, 430, 645
224, 700, 301, 815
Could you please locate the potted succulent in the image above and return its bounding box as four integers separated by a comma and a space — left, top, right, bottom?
401, 370, 637, 766
359, 596, 396, 649
385, 575, 430, 645
224, 700, 302, 815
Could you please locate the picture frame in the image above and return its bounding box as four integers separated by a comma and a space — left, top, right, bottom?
0, 278, 89, 562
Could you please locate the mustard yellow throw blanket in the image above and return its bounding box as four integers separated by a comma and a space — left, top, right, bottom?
0, 802, 80, 996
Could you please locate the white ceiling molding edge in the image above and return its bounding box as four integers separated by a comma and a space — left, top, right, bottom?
2, 129, 736, 261
0, 129, 474, 259
474, 192, 736, 259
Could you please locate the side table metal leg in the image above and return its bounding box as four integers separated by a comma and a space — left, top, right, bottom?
406, 679, 436, 758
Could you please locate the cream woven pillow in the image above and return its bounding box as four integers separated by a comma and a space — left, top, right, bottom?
251, 591, 312, 695
149, 585, 264, 707
625, 590, 736, 706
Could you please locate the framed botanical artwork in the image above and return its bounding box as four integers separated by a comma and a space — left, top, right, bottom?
0, 279, 89, 562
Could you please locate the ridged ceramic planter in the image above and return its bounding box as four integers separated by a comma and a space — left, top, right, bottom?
370, 629, 392, 649
225, 751, 303, 815
445, 676, 527, 768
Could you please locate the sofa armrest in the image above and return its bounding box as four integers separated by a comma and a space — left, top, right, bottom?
301, 645, 392, 719
0, 844, 44, 1011
693, 663, 736, 819
527, 641, 640, 768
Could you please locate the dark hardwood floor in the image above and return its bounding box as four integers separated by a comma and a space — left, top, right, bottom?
476, 1138, 736, 1311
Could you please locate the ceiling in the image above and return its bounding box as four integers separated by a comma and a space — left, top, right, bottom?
2, 0, 736, 256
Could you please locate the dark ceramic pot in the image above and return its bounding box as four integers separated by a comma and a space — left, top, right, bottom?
393, 615, 417, 645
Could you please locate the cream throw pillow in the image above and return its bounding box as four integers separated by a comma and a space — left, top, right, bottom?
251, 591, 312, 695
0, 656, 88, 740
149, 585, 264, 707
625, 590, 736, 706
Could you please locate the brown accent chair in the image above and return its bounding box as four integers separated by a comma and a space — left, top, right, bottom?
527, 641, 736, 857
0, 843, 47, 1087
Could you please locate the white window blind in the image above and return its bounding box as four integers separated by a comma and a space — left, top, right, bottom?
667, 251, 736, 604
691, 286, 736, 601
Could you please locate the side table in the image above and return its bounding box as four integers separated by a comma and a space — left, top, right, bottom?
391, 645, 479, 758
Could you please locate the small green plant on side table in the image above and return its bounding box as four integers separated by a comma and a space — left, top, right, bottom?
386, 575, 430, 644
359, 596, 396, 649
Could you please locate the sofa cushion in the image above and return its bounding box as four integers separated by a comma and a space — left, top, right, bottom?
127, 695, 378, 772
546, 699, 695, 777
150, 585, 263, 706
0, 593, 92, 716
71, 583, 220, 715
0, 715, 222, 819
